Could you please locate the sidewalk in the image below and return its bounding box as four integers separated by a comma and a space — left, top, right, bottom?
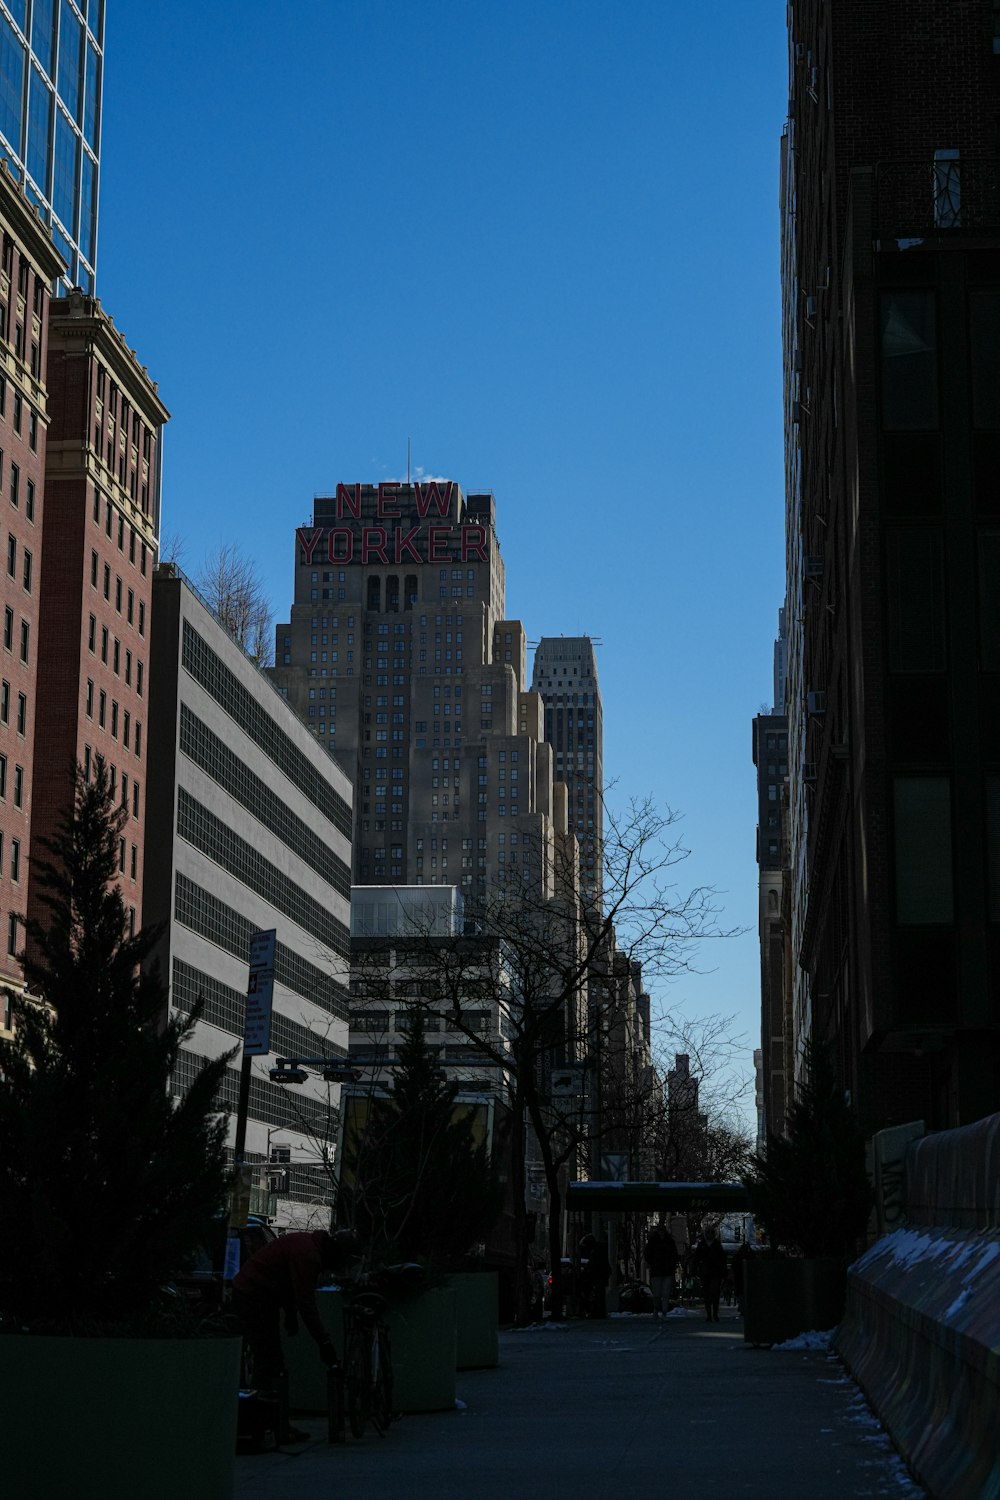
234, 1307, 925, 1499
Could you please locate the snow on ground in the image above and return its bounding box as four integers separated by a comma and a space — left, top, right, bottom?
772, 1328, 836, 1350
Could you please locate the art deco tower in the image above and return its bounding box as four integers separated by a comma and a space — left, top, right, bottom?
270, 481, 577, 907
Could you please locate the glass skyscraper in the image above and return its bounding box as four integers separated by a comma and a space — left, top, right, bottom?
0, 0, 103, 290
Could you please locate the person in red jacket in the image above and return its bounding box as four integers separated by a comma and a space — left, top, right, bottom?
233, 1227, 359, 1437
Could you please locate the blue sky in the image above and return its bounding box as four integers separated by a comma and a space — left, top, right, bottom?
99, 2, 788, 1126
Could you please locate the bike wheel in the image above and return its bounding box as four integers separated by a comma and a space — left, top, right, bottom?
345, 1334, 370, 1439
327, 1365, 345, 1444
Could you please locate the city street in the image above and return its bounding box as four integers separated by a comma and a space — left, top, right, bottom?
234, 1309, 925, 1499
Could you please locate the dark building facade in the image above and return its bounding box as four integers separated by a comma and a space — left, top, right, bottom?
752, 711, 791, 1138
783, 0, 1000, 1130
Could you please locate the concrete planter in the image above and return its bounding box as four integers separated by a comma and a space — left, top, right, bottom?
1, 1333, 242, 1500
447, 1271, 499, 1369
284, 1285, 345, 1414
387, 1284, 457, 1412
743, 1257, 846, 1347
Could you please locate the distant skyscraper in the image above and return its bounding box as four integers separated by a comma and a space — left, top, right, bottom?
531, 636, 603, 903
269, 481, 577, 905
772, 606, 787, 715
0, 1, 104, 290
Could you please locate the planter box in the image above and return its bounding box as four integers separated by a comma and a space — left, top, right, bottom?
387, 1284, 457, 1412
447, 1272, 499, 1369
284, 1285, 345, 1414
1, 1333, 242, 1499
743, 1257, 846, 1347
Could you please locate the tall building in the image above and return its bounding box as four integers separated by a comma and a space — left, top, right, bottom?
752, 710, 791, 1139
145, 566, 353, 1228
782, 0, 1000, 1131
0, 156, 64, 1027
28, 288, 166, 937
752, 609, 793, 1139
270, 481, 577, 909
531, 635, 603, 903
0, 0, 104, 290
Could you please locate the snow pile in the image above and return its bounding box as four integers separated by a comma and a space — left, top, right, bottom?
772, 1328, 836, 1351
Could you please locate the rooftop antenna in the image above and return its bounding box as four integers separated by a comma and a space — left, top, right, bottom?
407, 437, 411, 485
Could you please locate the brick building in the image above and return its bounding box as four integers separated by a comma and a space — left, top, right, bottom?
0, 159, 64, 1025
782, 0, 1000, 1129
28, 288, 167, 938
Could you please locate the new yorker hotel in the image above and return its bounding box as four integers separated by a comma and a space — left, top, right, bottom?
271, 481, 573, 899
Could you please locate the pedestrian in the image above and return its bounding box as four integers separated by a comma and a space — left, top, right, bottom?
643, 1222, 679, 1319
232, 1227, 360, 1443
578, 1233, 611, 1319
690, 1223, 727, 1323
732, 1237, 755, 1315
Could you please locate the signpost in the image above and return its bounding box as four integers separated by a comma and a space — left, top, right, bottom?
243, 929, 277, 1059
226, 931, 276, 1284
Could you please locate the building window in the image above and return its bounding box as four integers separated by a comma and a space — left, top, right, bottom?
881, 290, 939, 431
893, 777, 954, 924
887, 529, 946, 672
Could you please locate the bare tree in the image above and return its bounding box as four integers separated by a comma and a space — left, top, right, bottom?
158, 530, 188, 568
197, 543, 275, 666
350, 796, 739, 1323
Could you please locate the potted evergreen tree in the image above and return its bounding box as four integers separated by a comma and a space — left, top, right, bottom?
343, 1006, 503, 1403
741, 1039, 873, 1346
0, 767, 241, 1496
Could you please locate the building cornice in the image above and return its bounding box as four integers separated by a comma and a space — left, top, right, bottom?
0, 158, 67, 282
48, 291, 170, 425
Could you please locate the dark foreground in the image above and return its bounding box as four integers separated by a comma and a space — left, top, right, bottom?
234, 1307, 926, 1499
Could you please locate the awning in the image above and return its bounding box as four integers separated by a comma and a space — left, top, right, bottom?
566, 1181, 752, 1213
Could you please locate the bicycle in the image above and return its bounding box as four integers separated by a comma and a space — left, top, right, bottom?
326, 1281, 394, 1442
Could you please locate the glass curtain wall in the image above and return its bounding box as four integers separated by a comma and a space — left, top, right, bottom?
0, 0, 104, 290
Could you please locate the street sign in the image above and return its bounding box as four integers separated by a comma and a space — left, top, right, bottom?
244, 928, 276, 1056
549, 1067, 584, 1097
